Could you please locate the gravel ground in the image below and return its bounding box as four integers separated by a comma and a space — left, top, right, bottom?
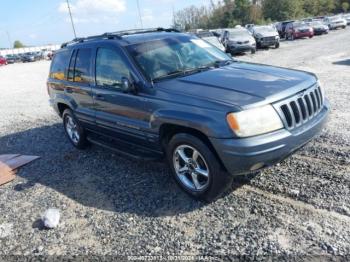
0, 28, 349, 259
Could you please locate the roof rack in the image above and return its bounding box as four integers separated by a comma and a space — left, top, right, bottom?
60, 27, 179, 48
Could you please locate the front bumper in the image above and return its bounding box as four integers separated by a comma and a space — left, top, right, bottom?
258, 39, 279, 47
294, 31, 313, 38
210, 100, 330, 176
228, 44, 255, 54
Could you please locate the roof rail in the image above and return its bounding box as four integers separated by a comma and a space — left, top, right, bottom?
60, 27, 179, 48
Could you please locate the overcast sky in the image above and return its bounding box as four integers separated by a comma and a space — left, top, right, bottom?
0, 0, 213, 48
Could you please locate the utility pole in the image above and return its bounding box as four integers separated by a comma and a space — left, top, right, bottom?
6, 31, 11, 48
136, 0, 143, 29
66, 0, 77, 38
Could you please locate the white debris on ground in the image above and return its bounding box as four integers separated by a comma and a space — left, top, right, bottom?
42, 208, 60, 229
0, 223, 13, 238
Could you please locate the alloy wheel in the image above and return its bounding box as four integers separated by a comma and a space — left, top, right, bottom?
173, 145, 210, 192
65, 115, 80, 144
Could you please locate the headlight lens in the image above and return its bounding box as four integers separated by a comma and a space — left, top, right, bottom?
317, 80, 325, 103
226, 105, 284, 137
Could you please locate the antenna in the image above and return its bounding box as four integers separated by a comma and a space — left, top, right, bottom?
136, 0, 143, 28
66, 0, 77, 38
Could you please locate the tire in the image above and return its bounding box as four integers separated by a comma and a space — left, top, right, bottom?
166, 133, 233, 202
251, 48, 256, 54
291, 34, 294, 41
62, 109, 88, 149
275, 42, 280, 49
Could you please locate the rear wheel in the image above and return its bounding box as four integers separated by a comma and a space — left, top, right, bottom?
62, 109, 88, 149
167, 133, 233, 202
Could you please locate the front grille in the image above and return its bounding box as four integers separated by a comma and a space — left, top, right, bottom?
263, 36, 275, 42
274, 85, 324, 130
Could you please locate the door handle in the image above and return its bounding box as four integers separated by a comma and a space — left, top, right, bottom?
94, 94, 105, 100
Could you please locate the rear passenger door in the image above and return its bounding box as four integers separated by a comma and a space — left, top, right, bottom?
65, 48, 95, 128
92, 45, 152, 147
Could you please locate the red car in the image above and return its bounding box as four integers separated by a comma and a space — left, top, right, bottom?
0, 56, 7, 66
285, 21, 314, 40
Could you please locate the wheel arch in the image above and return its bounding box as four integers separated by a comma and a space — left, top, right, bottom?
159, 123, 227, 172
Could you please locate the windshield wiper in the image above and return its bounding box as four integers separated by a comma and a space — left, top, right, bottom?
152, 70, 186, 82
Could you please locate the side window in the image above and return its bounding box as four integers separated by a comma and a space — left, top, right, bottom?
74, 48, 92, 83
95, 48, 130, 89
50, 50, 70, 80
67, 50, 77, 81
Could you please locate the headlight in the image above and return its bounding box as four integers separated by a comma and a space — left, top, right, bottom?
226, 105, 283, 137
317, 80, 325, 103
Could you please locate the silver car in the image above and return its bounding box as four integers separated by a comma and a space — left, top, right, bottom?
220, 28, 256, 55
251, 25, 280, 49
324, 16, 347, 30
196, 31, 225, 52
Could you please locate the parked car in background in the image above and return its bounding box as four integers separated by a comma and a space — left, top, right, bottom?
342, 13, 350, 25
276, 20, 295, 38
196, 31, 225, 51
5, 55, 16, 64
220, 28, 256, 54
245, 24, 255, 32
251, 25, 280, 49
21, 52, 36, 62
0, 56, 7, 65
306, 20, 329, 35
324, 15, 347, 29
47, 28, 329, 201
285, 21, 314, 40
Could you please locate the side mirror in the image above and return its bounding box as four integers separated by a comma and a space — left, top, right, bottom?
121, 77, 137, 94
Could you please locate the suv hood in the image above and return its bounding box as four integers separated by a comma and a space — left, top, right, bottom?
156, 62, 316, 109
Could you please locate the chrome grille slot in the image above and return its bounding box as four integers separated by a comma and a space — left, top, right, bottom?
274, 84, 324, 130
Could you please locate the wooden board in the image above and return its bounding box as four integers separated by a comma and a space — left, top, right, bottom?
3, 155, 40, 170
0, 155, 40, 186
0, 162, 16, 186
0, 170, 16, 186
0, 154, 20, 162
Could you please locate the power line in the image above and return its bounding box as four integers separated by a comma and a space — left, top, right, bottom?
66, 0, 77, 38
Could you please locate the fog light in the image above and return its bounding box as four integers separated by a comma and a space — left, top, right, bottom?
250, 162, 265, 171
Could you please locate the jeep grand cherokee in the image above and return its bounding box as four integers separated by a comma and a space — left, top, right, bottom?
47, 28, 329, 201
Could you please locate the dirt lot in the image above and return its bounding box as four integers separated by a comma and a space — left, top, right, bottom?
0, 28, 349, 259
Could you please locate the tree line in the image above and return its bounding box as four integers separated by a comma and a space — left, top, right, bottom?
173, 0, 350, 30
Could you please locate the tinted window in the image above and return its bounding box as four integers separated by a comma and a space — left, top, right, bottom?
74, 48, 92, 83
50, 50, 70, 80
95, 48, 130, 88
67, 50, 77, 81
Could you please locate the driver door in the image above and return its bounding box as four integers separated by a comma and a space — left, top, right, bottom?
92, 44, 151, 147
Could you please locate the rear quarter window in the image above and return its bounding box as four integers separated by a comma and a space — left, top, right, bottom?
50, 50, 71, 80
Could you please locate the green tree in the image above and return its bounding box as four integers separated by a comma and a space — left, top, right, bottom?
341, 2, 350, 11
262, 0, 304, 21
13, 40, 25, 48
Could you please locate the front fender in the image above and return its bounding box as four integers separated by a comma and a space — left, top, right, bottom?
150, 109, 234, 138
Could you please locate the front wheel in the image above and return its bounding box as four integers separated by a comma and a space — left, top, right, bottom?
167, 133, 233, 202
62, 109, 88, 149
275, 42, 280, 49
251, 48, 256, 54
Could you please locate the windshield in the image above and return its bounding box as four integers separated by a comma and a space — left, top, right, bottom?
228, 29, 250, 37
127, 36, 231, 82
330, 16, 340, 21
197, 32, 214, 38
254, 26, 276, 33
310, 21, 323, 26
294, 22, 307, 28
